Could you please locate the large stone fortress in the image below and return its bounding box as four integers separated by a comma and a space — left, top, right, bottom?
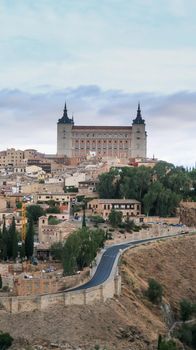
57, 103, 147, 159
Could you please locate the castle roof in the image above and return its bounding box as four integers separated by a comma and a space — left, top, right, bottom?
58, 102, 74, 125
132, 103, 145, 125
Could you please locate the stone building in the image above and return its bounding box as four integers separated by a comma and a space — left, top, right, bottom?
86, 198, 143, 222
57, 102, 147, 160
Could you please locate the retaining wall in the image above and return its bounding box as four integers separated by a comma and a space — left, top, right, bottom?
0, 275, 121, 313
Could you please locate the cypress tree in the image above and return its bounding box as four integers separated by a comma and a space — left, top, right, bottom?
82, 204, 86, 228
2, 217, 8, 260
9, 217, 18, 260
25, 218, 34, 259
0, 227, 3, 260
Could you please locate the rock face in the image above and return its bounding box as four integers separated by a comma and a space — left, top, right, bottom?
179, 201, 196, 226
1, 235, 196, 350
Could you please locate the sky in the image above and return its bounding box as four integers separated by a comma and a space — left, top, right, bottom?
0, 0, 196, 166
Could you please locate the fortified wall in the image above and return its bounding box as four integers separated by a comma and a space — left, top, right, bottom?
0, 275, 121, 313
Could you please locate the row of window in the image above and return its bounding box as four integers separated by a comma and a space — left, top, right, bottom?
72, 133, 130, 138
75, 140, 129, 143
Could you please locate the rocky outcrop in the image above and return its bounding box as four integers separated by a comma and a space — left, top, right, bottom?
179, 201, 196, 226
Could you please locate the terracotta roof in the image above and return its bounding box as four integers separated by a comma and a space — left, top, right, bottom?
90, 199, 140, 204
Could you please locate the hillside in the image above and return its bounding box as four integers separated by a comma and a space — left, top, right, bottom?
0, 235, 195, 350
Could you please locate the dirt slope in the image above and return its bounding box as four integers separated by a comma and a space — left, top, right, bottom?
0, 235, 195, 350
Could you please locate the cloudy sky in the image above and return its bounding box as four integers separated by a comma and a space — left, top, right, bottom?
0, 0, 195, 166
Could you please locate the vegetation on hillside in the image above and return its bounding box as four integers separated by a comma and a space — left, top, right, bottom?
63, 227, 106, 275
0, 331, 13, 349
97, 161, 196, 216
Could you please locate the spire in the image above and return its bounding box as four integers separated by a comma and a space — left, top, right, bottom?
137, 102, 141, 118
63, 102, 68, 119
132, 102, 145, 125
57, 100, 74, 124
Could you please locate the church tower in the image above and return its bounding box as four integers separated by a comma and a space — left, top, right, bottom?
131, 103, 147, 158
57, 102, 74, 156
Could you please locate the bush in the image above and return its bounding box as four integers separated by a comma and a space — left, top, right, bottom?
147, 278, 163, 304
158, 339, 177, 350
108, 209, 122, 227
50, 241, 64, 261
176, 323, 196, 348
0, 331, 13, 349
48, 216, 60, 225
90, 215, 105, 224
46, 206, 60, 214
180, 299, 195, 321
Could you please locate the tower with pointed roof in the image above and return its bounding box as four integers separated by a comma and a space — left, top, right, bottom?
131, 103, 147, 158
57, 101, 74, 156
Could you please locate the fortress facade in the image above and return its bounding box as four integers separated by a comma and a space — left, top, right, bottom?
57, 103, 147, 160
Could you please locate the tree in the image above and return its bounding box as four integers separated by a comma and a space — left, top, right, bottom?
0, 331, 13, 349
50, 241, 64, 261
46, 206, 60, 214
147, 278, 163, 304
0, 274, 2, 289
2, 217, 8, 260
6, 217, 18, 260
176, 323, 196, 348
48, 216, 60, 225
10, 217, 18, 260
82, 205, 86, 228
63, 227, 106, 275
63, 232, 81, 275
180, 299, 194, 321
158, 339, 177, 350
27, 205, 45, 222
97, 170, 120, 199
0, 227, 3, 260
108, 209, 122, 227
25, 218, 35, 259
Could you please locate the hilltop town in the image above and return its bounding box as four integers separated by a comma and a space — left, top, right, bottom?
0, 103, 195, 350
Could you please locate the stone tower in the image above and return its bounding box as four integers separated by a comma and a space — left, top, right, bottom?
131, 103, 147, 158
57, 102, 74, 156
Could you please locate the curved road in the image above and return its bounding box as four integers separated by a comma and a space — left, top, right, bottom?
66, 233, 182, 292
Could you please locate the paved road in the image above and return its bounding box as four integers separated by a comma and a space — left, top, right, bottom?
66, 233, 182, 292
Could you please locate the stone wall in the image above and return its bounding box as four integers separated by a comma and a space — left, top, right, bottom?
0, 275, 121, 313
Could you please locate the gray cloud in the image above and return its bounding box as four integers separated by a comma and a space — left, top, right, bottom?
0, 86, 195, 166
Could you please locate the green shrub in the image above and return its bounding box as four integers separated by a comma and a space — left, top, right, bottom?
147, 278, 163, 304
90, 215, 105, 224
180, 299, 195, 321
0, 331, 13, 349
176, 323, 196, 348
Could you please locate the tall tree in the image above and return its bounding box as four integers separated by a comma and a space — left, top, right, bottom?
27, 205, 45, 223
0, 227, 3, 260
10, 217, 18, 260
2, 217, 8, 260
108, 209, 122, 227
25, 218, 35, 259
